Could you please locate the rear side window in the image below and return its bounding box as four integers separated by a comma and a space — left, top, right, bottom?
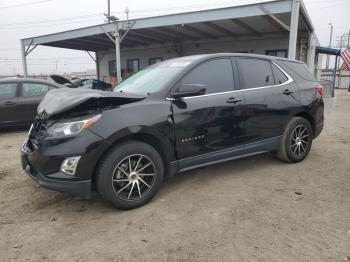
181, 58, 234, 94
271, 64, 288, 84
0, 83, 17, 98
22, 83, 49, 97
279, 60, 314, 81
238, 58, 274, 89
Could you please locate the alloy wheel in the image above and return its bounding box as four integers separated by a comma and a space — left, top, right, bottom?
112, 154, 156, 201
290, 125, 310, 158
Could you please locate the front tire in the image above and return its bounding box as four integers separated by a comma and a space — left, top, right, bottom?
97, 141, 164, 210
277, 117, 313, 163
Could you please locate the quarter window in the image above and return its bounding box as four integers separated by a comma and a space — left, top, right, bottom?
271, 64, 288, 84
238, 58, 274, 89
0, 83, 17, 98
180, 59, 234, 95
279, 60, 314, 81
22, 83, 49, 97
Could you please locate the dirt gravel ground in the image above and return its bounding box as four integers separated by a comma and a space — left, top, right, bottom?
0, 90, 349, 262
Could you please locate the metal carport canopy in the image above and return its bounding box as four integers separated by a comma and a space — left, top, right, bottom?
20, 0, 313, 81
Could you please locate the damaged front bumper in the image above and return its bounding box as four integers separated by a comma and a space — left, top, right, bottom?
20, 127, 111, 199
21, 140, 92, 199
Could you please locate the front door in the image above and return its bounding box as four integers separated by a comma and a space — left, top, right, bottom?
0, 82, 19, 125
171, 58, 245, 167
17, 82, 50, 124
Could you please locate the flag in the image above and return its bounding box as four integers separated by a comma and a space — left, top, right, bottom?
340, 62, 349, 71
340, 48, 350, 71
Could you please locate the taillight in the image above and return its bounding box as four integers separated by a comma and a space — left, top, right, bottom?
316, 85, 324, 97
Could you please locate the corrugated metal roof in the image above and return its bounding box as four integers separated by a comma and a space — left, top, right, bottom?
20, 0, 315, 54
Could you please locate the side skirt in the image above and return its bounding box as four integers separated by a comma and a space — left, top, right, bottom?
170, 136, 280, 174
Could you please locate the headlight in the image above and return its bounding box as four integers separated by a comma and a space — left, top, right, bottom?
47, 114, 101, 137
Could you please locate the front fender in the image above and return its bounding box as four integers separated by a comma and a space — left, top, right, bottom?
89, 100, 176, 163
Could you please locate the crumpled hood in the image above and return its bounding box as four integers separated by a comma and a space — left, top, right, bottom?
50, 75, 74, 85
37, 88, 146, 118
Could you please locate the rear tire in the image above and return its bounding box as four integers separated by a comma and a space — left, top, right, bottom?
277, 117, 313, 163
97, 141, 164, 210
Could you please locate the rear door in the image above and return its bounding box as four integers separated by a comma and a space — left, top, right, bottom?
171, 58, 245, 164
0, 82, 19, 125
236, 57, 299, 143
17, 82, 51, 123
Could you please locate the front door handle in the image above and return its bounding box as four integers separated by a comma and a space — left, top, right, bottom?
283, 89, 294, 95
226, 97, 242, 104
4, 101, 16, 106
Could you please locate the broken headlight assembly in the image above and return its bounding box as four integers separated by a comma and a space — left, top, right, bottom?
47, 114, 101, 137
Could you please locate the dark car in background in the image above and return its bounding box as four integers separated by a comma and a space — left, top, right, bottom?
73, 78, 112, 91
0, 78, 63, 127
21, 53, 324, 210
50, 75, 112, 91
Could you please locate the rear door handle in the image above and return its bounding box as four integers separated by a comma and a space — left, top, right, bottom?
283, 89, 294, 95
226, 97, 242, 104
4, 101, 16, 106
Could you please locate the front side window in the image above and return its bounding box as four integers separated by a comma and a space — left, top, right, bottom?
22, 83, 49, 97
0, 83, 17, 98
180, 58, 234, 95
127, 59, 140, 73
238, 58, 274, 89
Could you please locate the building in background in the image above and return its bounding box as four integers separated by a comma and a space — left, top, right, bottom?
21, 0, 318, 85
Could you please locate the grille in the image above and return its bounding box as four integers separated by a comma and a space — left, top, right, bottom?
28, 119, 48, 149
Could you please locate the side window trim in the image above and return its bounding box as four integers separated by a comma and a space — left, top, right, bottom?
166, 58, 293, 100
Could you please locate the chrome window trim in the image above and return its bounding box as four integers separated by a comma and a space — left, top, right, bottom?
166, 61, 293, 101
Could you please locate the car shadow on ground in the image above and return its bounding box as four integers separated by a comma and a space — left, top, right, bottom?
21, 152, 280, 215
98, 152, 280, 211
160, 152, 278, 195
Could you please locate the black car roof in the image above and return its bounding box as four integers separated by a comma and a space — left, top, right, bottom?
167, 53, 304, 64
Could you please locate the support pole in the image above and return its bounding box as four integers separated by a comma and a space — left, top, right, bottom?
115, 26, 122, 84
20, 40, 28, 77
326, 23, 333, 69
96, 52, 100, 80
332, 54, 338, 97
107, 0, 111, 23
288, 0, 300, 60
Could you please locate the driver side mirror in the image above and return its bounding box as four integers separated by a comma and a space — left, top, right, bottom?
172, 84, 206, 99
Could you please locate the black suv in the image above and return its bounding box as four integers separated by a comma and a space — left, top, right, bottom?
21, 54, 324, 209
